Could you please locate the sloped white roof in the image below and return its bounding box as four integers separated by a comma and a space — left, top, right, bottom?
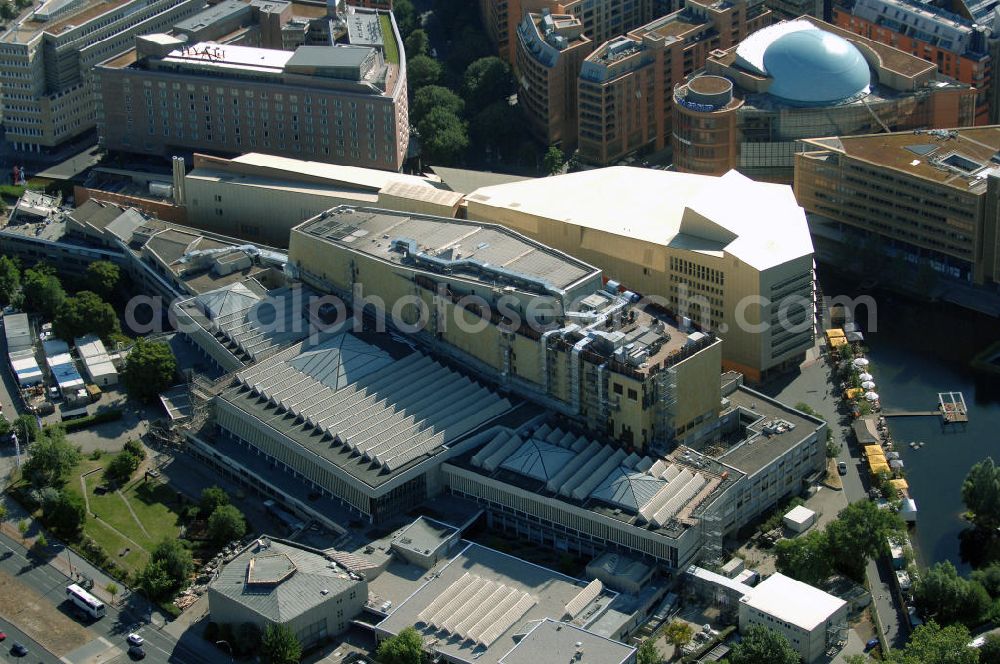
466, 168, 812, 271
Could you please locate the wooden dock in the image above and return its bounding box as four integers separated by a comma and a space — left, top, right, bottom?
882, 392, 968, 424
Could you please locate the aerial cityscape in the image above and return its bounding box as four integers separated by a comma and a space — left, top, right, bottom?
0, 0, 998, 661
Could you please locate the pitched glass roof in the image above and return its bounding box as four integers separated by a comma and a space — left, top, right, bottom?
590, 466, 667, 512
499, 439, 577, 481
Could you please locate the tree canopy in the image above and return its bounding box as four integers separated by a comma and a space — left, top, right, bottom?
883, 621, 977, 664
728, 625, 799, 664
913, 561, 991, 626
543, 146, 565, 176
775, 529, 833, 586
391, 0, 416, 37
462, 57, 514, 115
963, 457, 1000, 530
411, 85, 463, 124
826, 499, 905, 581
377, 626, 424, 664
150, 538, 193, 592
43, 490, 86, 539
207, 504, 246, 545
404, 29, 429, 57
262, 623, 302, 664
200, 485, 230, 517
104, 449, 142, 484
0, 255, 20, 305
979, 633, 1000, 663
22, 266, 65, 320
54, 290, 120, 342
84, 261, 121, 300
662, 620, 693, 659
416, 107, 468, 165
136, 559, 174, 601
123, 338, 178, 402
22, 427, 80, 489
636, 638, 662, 664
407, 55, 442, 91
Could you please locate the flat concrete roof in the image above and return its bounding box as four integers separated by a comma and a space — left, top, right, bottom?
465, 168, 813, 271
740, 572, 846, 631
498, 618, 635, 664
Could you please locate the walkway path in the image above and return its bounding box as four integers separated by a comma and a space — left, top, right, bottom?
117, 488, 151, 539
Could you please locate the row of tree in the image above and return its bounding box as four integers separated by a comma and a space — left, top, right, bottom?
775, 499, 906, 585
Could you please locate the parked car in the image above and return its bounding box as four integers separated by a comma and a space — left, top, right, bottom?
128, 645, 146, 659
0, 631, 5, 641
126, 634, 144, 647
838, 461, 848, 475
865, 638, 880, 652
10, 642, 28, 656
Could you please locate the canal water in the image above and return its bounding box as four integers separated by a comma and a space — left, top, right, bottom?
824, 276, 1000, 573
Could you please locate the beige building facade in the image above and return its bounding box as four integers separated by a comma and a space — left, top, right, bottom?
0, 0, 205, 153
464, 168, 816, 382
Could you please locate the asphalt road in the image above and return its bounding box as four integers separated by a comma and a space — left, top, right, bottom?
0, 530, 211, 663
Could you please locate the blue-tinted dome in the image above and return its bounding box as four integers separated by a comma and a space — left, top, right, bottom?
763, 29, 870, 106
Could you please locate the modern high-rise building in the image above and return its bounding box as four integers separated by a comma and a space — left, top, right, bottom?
575, 0, 771, 165
0, 0, 205, 154
832, 0, 994, 124
795, 126, 1000, 290
94, 6, 409, 170
671, 17, 978, 182
515, 10, 592, 151
464, 167, 816, 382
480, 0, 661, 64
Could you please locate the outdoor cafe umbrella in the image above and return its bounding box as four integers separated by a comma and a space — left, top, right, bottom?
859, 372, 873, 381
865, 391, 879, 401
861, 381, 876, 390
853, 358, 870, 368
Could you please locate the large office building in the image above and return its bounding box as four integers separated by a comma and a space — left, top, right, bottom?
480, 0, 663, 64
515, 10, 592, 151
180, 152, 460, 246
464, 168, 816, 383
287, 206, 724, 449
795, 126, 1000, 289
575, 0, 771, 165
671, 17, 978, 182
94, 6, 409, 170
0, 0, 205, 154
832, 0, 994, 124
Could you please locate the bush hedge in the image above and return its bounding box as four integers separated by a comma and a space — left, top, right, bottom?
48, 409, 124, 433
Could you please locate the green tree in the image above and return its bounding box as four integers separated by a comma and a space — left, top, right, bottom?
123, 439, 146, 461
207, 504, 246, 545
963, 457, 1000, 530
543, 146, 565, 175
662, 620, 693, 660
971, 562, 1000, 597
376, 626, 424, 664
0, 414, 10, 438
43, 490, 86, 539
728, 625, 799, 664
411, 85, 463, 124
136, 559, 174, 601
262, 623, 302, 664
447, 25, 490, 74
53, 290, 120, 342
22, 427, 81, 488
403, 28, 429, 57
391, 0, 416, 37
883, 621, 977, 664
469, 100, 520, 156
104, 449, 141, 484
913, 561, 991, 626
17, 518, 29, 541
84, 261, 120, 300
0, 255, 20, 305
13, 413, 38, 440
407, 55, 442, 90
22, 266, 65, 320
0, 2, 16, 21
980, 633, 1000, 663
200, 485, 230, 517
826, 499, 905, 581
637, 637, 662, 664
150, 538, 193, 591
0, 500, 7, 521
106, 581, 119, 606
775, 529, 833, 586
33, 532, 48, 552
123, 338, 177, 402
417, 108, 468, 165
462, 56, 514, 115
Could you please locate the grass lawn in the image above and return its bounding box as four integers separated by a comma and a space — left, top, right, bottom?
379, 14, 399, 64
63, 453, 185, 577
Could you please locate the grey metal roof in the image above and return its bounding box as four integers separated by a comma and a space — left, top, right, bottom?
209, 538, 363, 623
590, 466, 667, 513
392, 517, 458, 557
285, 45, 374, 72
498, 618, 635, 664
499, 439, 576, 482
174, 0, 249, 33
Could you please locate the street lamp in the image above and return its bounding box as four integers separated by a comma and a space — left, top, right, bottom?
216, 640, 235, 664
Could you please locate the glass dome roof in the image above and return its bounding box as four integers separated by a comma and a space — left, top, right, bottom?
762, 29, 871, 106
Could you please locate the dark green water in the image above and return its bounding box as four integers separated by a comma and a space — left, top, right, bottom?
830, 280, 1000, 572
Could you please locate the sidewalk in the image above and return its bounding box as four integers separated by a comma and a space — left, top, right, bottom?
0, 494, 170, 629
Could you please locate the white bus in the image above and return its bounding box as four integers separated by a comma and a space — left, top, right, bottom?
66, 583, 106, 619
